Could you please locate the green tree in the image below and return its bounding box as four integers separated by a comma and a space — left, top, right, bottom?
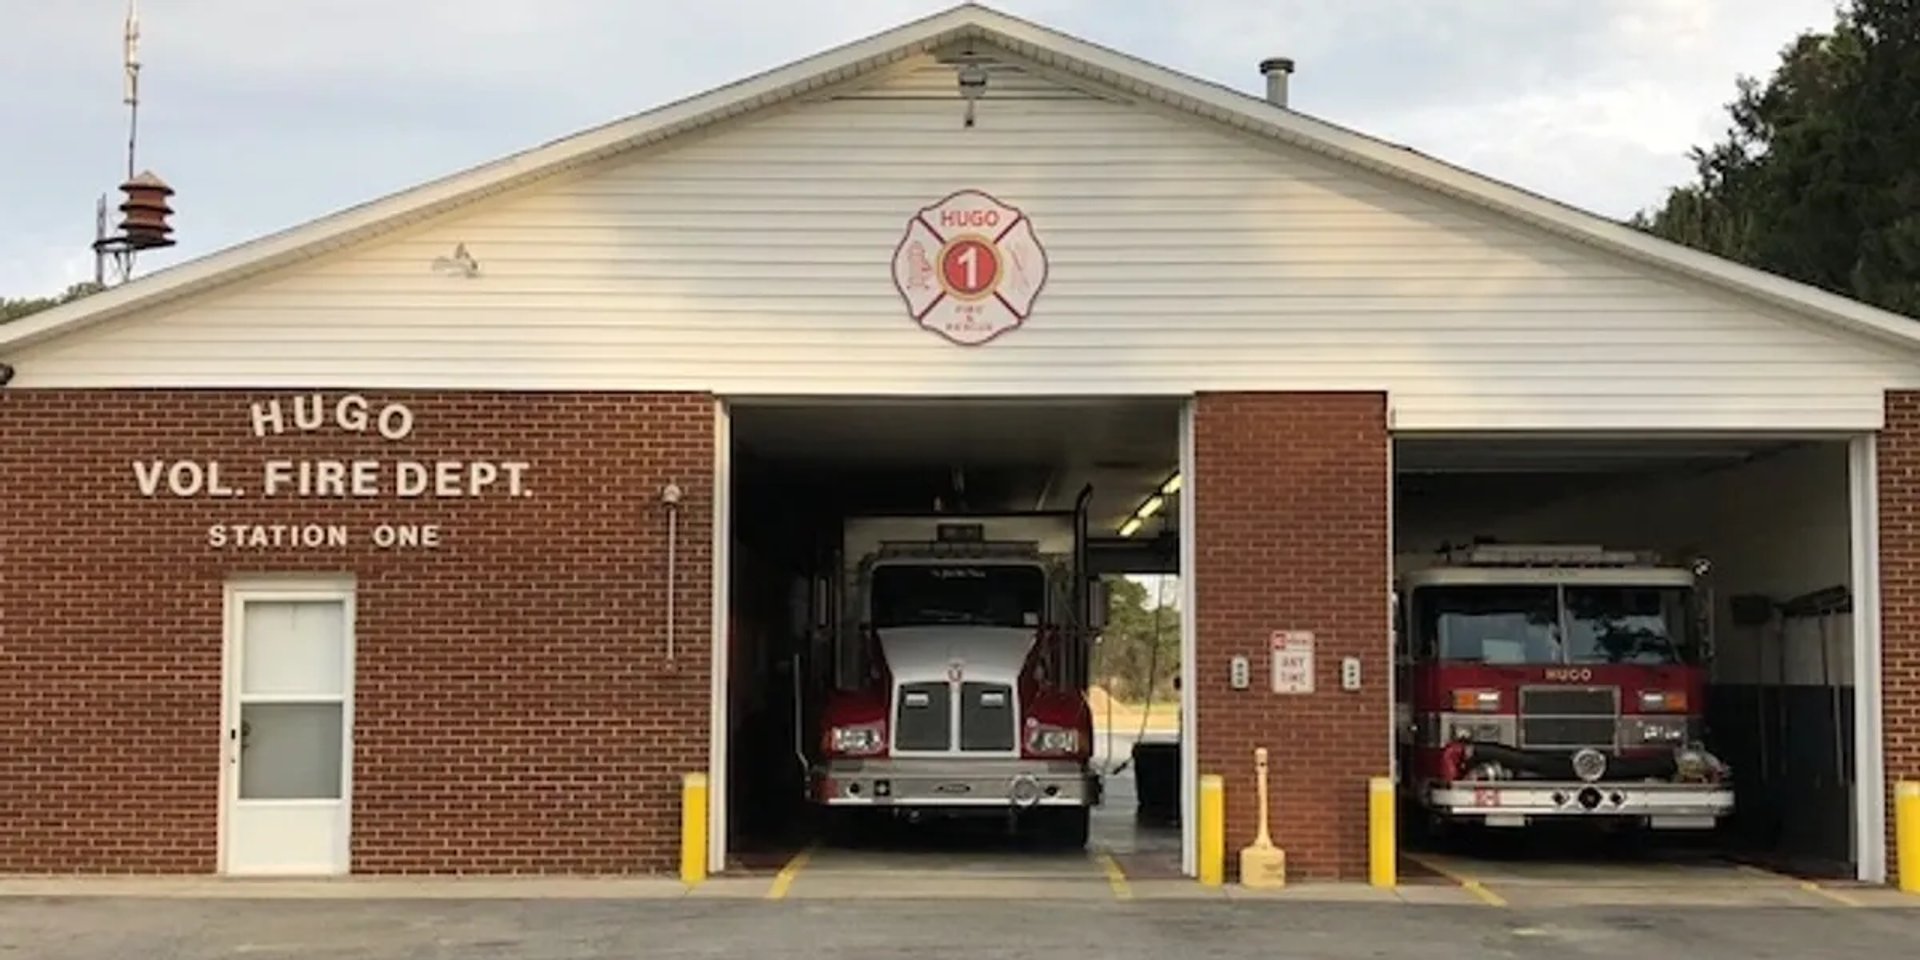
1634, 0, 1920, 317
1, 282, 104, 323
1093, 575, 1180, 703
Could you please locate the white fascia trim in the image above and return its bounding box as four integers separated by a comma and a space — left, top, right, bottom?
1178, 396, 1199, 877
1848, 432, 1887, 883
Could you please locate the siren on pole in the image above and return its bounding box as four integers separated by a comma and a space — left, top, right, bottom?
91, 0, 176, 286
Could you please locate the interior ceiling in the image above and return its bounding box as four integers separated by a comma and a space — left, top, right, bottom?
730, 398, 1181, 532
1392, 436, 1827, 544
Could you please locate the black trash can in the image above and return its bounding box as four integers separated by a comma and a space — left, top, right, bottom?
1131, 734, 1181, 824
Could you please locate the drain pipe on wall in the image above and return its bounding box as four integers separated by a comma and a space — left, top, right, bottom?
663, 482, 683, 660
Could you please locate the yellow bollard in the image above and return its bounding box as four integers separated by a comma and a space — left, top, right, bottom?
1199, 774, 1225, 887
1899, 781, 1920, 895
1369, 776, 1396, 888
681, 772, 708, 886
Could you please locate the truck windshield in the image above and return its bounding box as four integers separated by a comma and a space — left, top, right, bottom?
1418, 586, 1560, 664
870, 564, 1047, 628
1414, 584, 1691, 665
1565, 586, 1688, 665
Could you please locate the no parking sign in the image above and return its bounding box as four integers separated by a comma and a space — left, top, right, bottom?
1271, 630, 1315, 694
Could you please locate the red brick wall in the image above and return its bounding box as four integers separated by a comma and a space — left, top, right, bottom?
1192, 392, 1390, 880
0, 390, 713, 874
1880, 392, 1919, 883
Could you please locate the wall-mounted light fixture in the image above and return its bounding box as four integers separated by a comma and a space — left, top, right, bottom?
957, 57, 988, 127
1118, 471, 1181, 537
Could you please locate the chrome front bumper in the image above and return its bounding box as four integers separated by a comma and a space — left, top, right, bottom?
1427, 780, 1733, 828
814, 757, 1098, 808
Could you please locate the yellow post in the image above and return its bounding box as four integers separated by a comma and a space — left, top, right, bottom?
1369, 776, 1397, 888
1899, 781, 1920, 895
681, 772, 708, 886
1199, 774, 1225, 887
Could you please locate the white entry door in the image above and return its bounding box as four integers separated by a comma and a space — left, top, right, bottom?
222, 582, 354, 876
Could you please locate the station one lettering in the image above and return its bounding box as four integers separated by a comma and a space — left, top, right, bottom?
126, 393, 537, 550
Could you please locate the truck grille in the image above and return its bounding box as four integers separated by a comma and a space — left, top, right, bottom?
1519, 685, 1617, 749
958, 682, 1015, 751
895, 683, 951, 751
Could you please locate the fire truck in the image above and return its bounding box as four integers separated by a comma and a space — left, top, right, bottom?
803, 507, 1105, 847
1395, 543, 1734, 833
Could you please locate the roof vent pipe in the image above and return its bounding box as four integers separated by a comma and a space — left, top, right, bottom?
1259, 57, 1294, 107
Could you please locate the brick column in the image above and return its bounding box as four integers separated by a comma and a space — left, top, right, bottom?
1880, 392, 1920, 883
1191, 391, 1390, 880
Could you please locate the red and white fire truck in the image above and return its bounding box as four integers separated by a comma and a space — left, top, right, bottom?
805, 509, 1105, 846
1395, 543, 1734, 833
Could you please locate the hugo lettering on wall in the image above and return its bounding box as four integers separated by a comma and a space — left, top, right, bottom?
132, 393, 533, 550
891, 189, 1048, 346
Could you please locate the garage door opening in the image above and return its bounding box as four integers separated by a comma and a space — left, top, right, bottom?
718, 398, 1185, 878
1393, 435, 1876, 882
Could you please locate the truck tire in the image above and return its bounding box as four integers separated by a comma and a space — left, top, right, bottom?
1029, 807, 1091, 849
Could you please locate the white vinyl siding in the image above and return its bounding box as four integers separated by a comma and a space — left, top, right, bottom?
11, 53, 1914, 431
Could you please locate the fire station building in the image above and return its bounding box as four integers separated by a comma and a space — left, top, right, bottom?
2, 4, 1915, 885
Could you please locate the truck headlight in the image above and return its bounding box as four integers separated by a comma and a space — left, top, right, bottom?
1442, 715, 1515, 746
830, 724, 886, 756
1026, 725, 1079, 755
1629, 717, 1689, 745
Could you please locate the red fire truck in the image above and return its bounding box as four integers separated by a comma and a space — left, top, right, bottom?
805, 508, 1105, 847
1395, 544, 1734, 833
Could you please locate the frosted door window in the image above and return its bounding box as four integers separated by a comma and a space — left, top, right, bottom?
239, 703, 344, 799
242, 601, 346, 697
235, 598, 347, 801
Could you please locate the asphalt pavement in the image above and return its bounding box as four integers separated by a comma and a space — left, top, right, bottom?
3, 895, 1916, 960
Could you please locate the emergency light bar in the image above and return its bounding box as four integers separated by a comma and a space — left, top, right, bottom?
1443, 544, 1660, 568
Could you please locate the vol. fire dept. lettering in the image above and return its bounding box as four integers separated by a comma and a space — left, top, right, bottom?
132, 459, 531, 498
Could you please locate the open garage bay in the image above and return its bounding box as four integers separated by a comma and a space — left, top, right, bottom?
720, 398, 1186, 886
1394, 433, 1875, 892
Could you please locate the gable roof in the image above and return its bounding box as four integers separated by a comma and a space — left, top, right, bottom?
6, 2, 1917, 356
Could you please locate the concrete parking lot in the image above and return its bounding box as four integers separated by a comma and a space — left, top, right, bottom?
6, 726, 1911, 957
2, 892, 1917, 960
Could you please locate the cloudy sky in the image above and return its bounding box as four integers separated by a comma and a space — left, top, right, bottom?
2, 0, 1841, 297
